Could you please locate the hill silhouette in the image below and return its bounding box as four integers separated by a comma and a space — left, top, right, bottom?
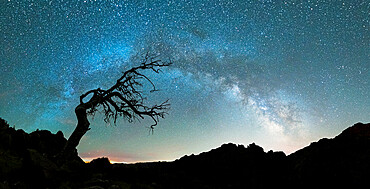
288, 122, 370, 188
0, 117, 369, 188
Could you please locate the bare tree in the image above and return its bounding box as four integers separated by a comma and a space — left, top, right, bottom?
58, 53, 172, 161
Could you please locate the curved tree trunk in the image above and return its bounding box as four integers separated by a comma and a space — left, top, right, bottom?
58, 96, 100, 164
59, 104, 90, 161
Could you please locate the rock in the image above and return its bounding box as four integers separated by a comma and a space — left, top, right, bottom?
89, 157, 112, 170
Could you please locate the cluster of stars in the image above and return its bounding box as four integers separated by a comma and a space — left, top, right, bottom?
0, 0, 368, 162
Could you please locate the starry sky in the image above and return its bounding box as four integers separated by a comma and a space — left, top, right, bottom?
0, 0, 369, 163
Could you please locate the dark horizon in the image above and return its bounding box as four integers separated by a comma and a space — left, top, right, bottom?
1, 119, 369, 188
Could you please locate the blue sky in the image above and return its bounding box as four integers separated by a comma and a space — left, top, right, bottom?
0, 0, 369, 162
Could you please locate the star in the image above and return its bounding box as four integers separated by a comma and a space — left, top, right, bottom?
0, 0, 368, 162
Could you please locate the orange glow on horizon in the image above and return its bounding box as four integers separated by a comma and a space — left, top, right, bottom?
82, 156, 172, 164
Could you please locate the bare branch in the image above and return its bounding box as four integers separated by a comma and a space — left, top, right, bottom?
81, 53, 171, 128
59, 52, 171, 163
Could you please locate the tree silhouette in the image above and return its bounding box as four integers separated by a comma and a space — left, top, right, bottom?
58, 53, 172, 162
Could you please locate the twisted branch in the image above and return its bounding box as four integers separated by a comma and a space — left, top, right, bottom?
80, 52, 172, 129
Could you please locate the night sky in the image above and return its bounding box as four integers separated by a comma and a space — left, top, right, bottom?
1, 0, 369, 163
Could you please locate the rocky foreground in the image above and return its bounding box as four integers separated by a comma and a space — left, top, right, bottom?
0, 118, 369, 188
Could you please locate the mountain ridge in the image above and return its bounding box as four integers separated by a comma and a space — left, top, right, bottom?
0, 117, 369, 188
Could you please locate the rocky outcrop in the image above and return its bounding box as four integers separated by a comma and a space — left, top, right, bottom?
1, 117, 369, 189
0, 118, 84, 188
